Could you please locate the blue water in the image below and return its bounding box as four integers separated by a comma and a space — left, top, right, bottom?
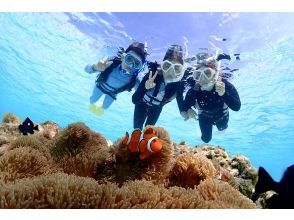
0, 13, 293, 181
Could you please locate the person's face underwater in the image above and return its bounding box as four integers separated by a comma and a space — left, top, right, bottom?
161, 59, 184, 84
193, 66, 217, 90
121, 51, 143, 74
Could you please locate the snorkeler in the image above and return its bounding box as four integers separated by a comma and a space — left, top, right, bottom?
85, 42, 148, 115
132, 45, 186, 130
182, 57, 241, 143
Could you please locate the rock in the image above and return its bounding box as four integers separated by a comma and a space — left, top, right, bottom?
255, 191, 278, 208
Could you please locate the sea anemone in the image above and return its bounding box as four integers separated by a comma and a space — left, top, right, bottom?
50, 122, 110, 178
169, 153, 216, 188
0, 147, 54, 183
0, 172, 255, 209
9, 135, 52, 161
0, 173, 205, 208
2, 113, 21, 124
196, 178, 256, 208
50, 122, 91, 158
96, 126, 174, 185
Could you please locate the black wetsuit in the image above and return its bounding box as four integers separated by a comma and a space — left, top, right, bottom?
132, 71, 185, 130
183, 79, 241, 143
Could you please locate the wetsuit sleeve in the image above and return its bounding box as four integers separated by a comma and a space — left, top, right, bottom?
176, 82, 186, 112
132, 73, 148, 104
222, 80, 241, 111
84, 64, 98, 74
183, 88, 197, 112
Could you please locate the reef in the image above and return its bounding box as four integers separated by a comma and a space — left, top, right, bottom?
0, 113, 259, 209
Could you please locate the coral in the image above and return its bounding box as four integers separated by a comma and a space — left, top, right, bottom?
2, 113, 21, 124
50, 122, 110, 178
96, 126, 174, 185
196, 179, 256, 208
0, 147, 54, 183
229, 156, 258, 197
169, 153, 216, 188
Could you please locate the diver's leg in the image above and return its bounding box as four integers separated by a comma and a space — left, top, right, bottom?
102, 94, 116, 109
145, 106, 162, 127
215, 113, 229, 131
198, 114, 213, 143
133, 102, 148, 130
89, 85, 104, 104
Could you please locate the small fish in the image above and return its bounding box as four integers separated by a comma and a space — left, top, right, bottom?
18, 117, 39, 135
122, 127, 163, 160
251, 165, 294, 208
215, 170, 229, 182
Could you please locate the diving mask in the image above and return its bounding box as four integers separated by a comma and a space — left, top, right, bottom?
192, 67, 217, 91
161, 60, 184, 83
123, 53, 143, 71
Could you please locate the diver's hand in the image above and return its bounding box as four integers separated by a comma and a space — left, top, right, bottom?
180, 111, 188, 120
93, 59, 113, 72
145, 70, 158, 90
181, 108, 197, 121
215, 79, 225, 96
187, 108, 197, 120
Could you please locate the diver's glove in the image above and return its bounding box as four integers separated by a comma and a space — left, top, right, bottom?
215, 79, 226, 96
181, 108, 197, 121
145, 71, 158, 90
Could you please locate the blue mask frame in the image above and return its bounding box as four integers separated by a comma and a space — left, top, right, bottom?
123, 53, 143, 71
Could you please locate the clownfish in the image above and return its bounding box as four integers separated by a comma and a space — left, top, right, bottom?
215, 170, 229, 182
122, 127, 163, 160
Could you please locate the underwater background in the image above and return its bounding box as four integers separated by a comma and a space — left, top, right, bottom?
0, 12, 293, 181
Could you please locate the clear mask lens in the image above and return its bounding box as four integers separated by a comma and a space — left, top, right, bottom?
174, 64, 183, 75
193, 70, 202, 81
161, 60, 173, 72
203, 68, 213, 79
193, 67, 215, 82
161, 61, 183, 74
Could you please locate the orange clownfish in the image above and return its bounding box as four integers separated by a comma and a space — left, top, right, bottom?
122, 128, 142, 153
216, 170, 229, 182
122, 127, 163, 160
